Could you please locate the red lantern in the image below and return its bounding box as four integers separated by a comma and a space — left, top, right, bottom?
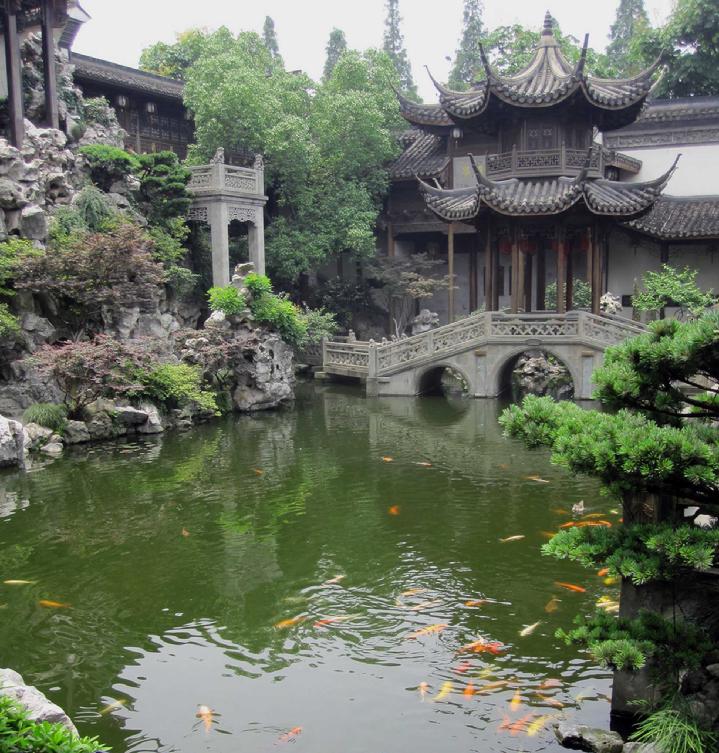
498, 238, 512, 255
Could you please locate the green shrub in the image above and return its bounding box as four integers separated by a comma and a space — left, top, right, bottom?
78, 144, 140, 191
147, 218, 189, 265
545, 279, 592, 310
135, 151, 192, 226
0, 237, 40, 296
140, 363, 218, 414
250, 292, 307, 347
629, 697, 717, 753
208, 285, 246, 316
244, 273, 272, 297
299, 305, 338, 345
49, 206, 88, 247
22, 403, 68, 433
0, 301, 19, 338
166, 265, 199, 297
0, 694, 108, 753
82, 96, 114, 127
74, 186, 118, 232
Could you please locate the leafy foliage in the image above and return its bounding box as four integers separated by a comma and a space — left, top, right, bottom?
545, 279, 592, 310
22, 403, 68, 433
313, 277, 375, 331
244, 273, 272, 297
262, 16, 281, 61
629, 697, 718, 753
382, 0, 417, 97
78, 144, 140, 191
208, 285, 246, 316
632, 265, 715, 318
557, 610, 712, 674
81, 96, 114, 127
0, 302, 19, 338
323, 28, 347, 81
299, 306, 338, 345
0, 694, 107, 753
139, 28, 207, 80
135, 151, 192, 227
0, 237, 40, 296
139, 363, 217, 414
250, 291, 307, 347
607, 0, 650, 75
544, 524, 719, 584
448, 0, 485, 90
73, 185, 118, 232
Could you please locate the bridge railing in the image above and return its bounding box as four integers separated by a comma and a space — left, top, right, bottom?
321, 311, 647, 378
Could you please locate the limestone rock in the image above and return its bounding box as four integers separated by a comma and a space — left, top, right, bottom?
623, 743, 661, 753
115, 406, 150, 426
64, 420, 90, 445
0, 415, 28, 468
0, 176, 25, 209
19, 204, 47, 240
40, 442, 63, 456
553, 721, 623, 753
24, 422, 53, 449
137, 403, 164, 434
0, 667, 77, 735
19, 312, 55, 351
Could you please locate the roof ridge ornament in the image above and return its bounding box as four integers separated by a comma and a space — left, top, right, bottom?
478, 43, 493, 80
574, 34, 589, 79
542, 11, 554, 36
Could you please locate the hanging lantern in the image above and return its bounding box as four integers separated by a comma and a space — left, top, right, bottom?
498, 238, 512, 255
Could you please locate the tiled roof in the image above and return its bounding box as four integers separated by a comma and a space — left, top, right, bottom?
389, 131, 449, 180
396, 91, 454, 127
418, 153, 677, 221
625, 196, 719, 240
71, 53, 185, 100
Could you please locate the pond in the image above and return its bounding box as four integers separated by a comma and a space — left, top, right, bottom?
0, 383, 618, 753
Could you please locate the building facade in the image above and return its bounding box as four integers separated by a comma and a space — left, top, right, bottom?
384, 13, 719, 324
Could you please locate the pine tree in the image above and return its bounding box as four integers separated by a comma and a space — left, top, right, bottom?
382, 0, 417, 97
262, 16, 281, 60
607, 0, 649, 74
323, 28, 347, 81
448, 0, 485, 90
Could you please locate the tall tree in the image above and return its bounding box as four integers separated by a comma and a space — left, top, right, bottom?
323, 28, 347, 81
139, 28, 208, 81
607, 0, 649, 74
448, 0, 485, 90
382, 0, 417, 98
262, 16, 281, 60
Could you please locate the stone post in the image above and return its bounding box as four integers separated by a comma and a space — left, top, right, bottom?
209, 202, 230, 287
248, 211, 266, 276
3, 0, 24, 148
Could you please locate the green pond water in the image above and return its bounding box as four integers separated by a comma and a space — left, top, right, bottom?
0, 383, 618, 753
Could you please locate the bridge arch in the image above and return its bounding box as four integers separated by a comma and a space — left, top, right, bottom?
416, 362, 472, 397
488, 345, 581, 399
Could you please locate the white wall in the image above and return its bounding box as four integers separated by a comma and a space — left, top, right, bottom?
621, 143, 719, 196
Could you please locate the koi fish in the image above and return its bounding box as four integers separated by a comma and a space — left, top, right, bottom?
539, 678, 562, 690
274, 615, 306, 629
535, 692, 565, 708
452, 661, 473, 674
323, 574, 345, 585
414, 462, 432, 468
401, 588, 426, 597
433, 681, 453, 701
181, 528, 190, 537
610, 508, 620, 515
196, 705, 214, 733
463, 682, 476, 697
498, 463, 509, 470
38, 599, 71, 609
583, 513, 606, 520
525, 475, 550, 483
418, 681, 429, 701
544, 597, 561, 613
577, 520, 612, 528
313, 614, 356, 627
498, 715, 513, 732
405, 599, 441, 612
510, 713, 535, 736
510, 689, 522, 710
477, 679, 511, 694
519, 621, 541, 637
604, 576, 620, 586
388, 505, 401, 516
3, 580, 36, 585
499, 535, 525, 543
600, 602, 620, 613
99, 698, 127, 715
540, 531, 557, 539
559, 521, 578, 529
457, 639, 505, 655
278, 726, 302, 743
597, 567, 610, 577
465, 599, 489, 607
253, 469, 264, 476
527, 714, 552, 736
551, 508, 570, 515
406, 623, 448, 639
381, 456, 393, 463
555, 582, 586, 593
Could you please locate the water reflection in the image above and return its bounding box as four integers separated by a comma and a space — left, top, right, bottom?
0, 384, 615, 753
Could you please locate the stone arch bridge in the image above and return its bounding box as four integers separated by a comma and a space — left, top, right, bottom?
321, 311, 645, 399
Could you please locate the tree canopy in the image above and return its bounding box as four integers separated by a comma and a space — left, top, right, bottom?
138, 28, 207, 81
323, 28, 347, 81
448, 0, 485, 90
607, 0, 650, 75
181, 29, 402, 283
262, 16, 281, 61
382, 0, 417, 98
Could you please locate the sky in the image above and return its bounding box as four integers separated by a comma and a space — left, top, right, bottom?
73, 0, 674, 101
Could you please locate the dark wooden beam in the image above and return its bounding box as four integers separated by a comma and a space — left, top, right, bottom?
565, 242, 573, 311
659, 241, 669, 319
510, 227, 520, 313
469, 233, 478, 312
447, 223, 455, 323
556, 227, 567, 314
41, 0, 59, 130
3, 0, 24, 147
523, 249, 532, 312
536, 242, 546, 311
592, 225, 603, 314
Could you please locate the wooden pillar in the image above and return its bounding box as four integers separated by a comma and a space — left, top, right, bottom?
469, 235, 478, 312
448, 223, 455, 323
510, 227, 520, 313
41, 0, 59, 130
659, 241, 669, 319
565, 241, 574, 311
591, 224, 603, 315
537, 243, 546, 311
3, 1, 24, 147
484, 217, 496, 311
556, 228, 567, 314
524, 249, 533, 312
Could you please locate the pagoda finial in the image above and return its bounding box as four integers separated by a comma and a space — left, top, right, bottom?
542, 11, 554, 36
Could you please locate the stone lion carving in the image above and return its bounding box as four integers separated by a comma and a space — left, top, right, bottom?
210, 147, 225, 164
411, 309, 440, 335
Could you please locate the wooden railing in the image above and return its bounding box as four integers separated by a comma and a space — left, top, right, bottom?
485, 146, 603, 179
322, 311, 645, 379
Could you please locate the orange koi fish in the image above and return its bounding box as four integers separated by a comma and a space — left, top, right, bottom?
582, 513, 606, 519
274, 615, 306, 629
38, 599, 71, 609
540, 531, 557, 539
499, 534, 525, 543
555, 582, 586, 593
278, 726, 302, 743
539, 679, 562, 690
525, 475, 550, 483
463, 682, 476, 697
253, 468, 264, 476
414, 461, 432, 468
559, 521, 578, 529
544, 597, 561, 613
477, 680, 511, 695
510, 713, 535, 736
577, 520, 612, 528
381, 456, 394, 463
418, 681, 429, 701
181, 528, 190, 537
388, 505, 401, 516
597, 567, 610, 577
196, 705, 214, 733
498, 715, 513, 732
401, 588, 426, 597
465, 599, 489, 607
457, 639, 505, 655
406, 623, 448, 640
510, 689, 522, 710
432, 681, 453, 701
535, 692, 564, 708
453, 661, 473, 674
313, 615, 355, 627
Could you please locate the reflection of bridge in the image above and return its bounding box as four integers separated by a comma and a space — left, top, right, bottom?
321, 311, 645, 399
